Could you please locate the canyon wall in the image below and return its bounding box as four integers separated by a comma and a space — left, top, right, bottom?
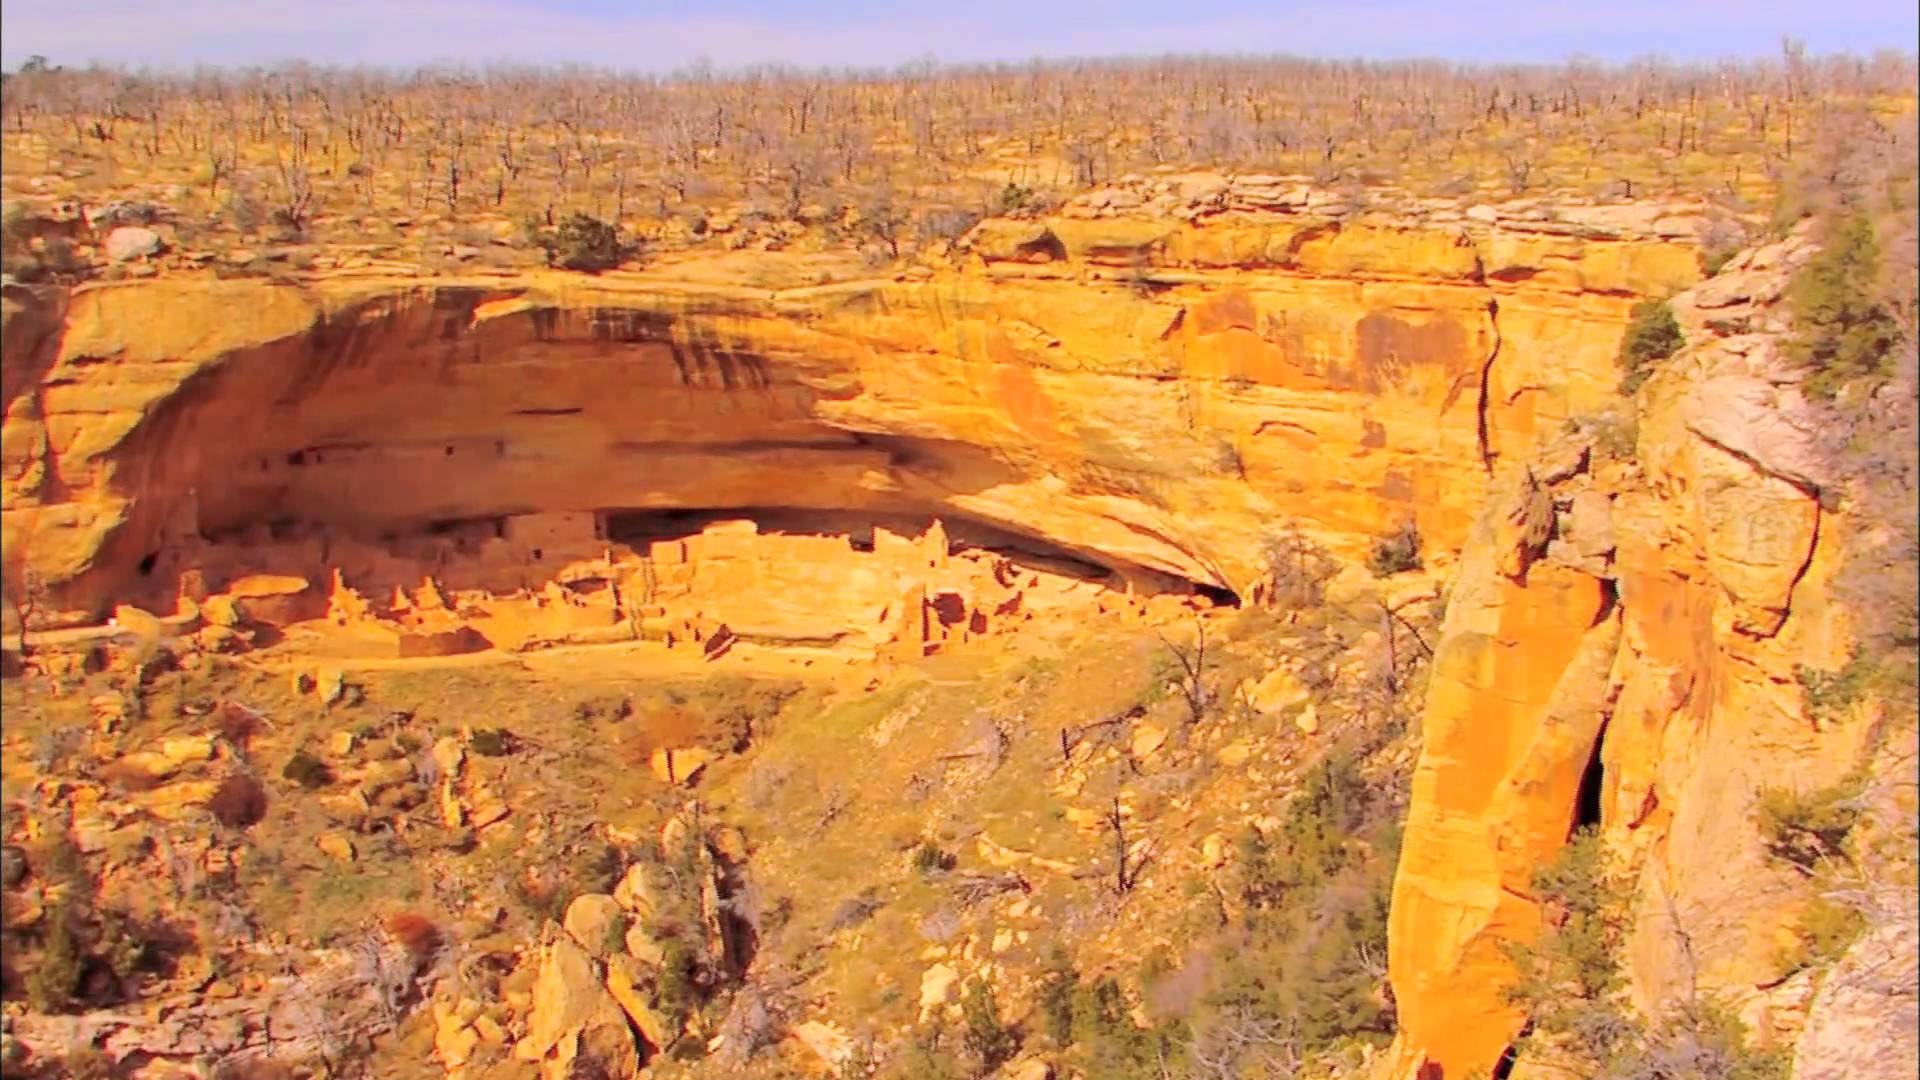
0, 196, 1701, 627
1381, 228, 1894, 1078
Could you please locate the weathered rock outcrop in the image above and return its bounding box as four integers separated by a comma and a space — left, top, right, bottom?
0, 203, 1699, 630
1382, 229, 1885, 1078
1791, 917, 1920, 1080
5, 930, 420, 1071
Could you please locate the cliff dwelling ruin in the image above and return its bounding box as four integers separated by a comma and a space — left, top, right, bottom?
121, 498, 1230, 667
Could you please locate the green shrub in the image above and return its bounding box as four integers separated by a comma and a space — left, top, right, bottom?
281, 750, 332, 789
1194, 742, 1399, 1064
1496, 840, 1786, 1078
33, 828, 87, 889
920, 207, 983, 242
1, 203, 37, 277
572, 694, 634, 723
54, 1050, 120, 1080
1261, 526, 1339, 611
208, 773, 269, 829
1589, 410, 1640, 460
1618, 299, 1685, 394
1786, 212, 1903, 401
25, 900, 83, 1013
1500, 828, 1635, 1066
93, 908, 156, 984
1066, 975, 1187, 1079
1776, 896, 1867, 976
508, 876, 568, 926
1757, 778, 1864, 872
655, 933, 700, 1032
1526, 827, 1625, 1000
1, 207, 92, 284
911, 841, 956, 876
959, 979, 1019, 1072
1795, 653, 1880, 723
1609, 998, 1792, 1080
879, 1028, 966, 1080
1367, 522, 1423, 578
1035, 945, 1079, 1046
997, 183, 1036, 215
470, 727, 515, 757
530, 212, 636, 273
1023, 734, 1406, 1077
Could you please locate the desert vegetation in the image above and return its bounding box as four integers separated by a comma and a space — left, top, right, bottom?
1617, 298, 1685, 394
0, 46, 1915, 280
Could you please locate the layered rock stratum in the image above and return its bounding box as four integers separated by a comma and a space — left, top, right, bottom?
1, 185, 1704, 629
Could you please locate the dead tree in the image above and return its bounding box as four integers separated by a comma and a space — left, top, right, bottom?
857, 181, 908, 259
1154, 616, 1213, 724
1105, 795, 1137, 894
272, 151, 316, 235
4, 566, 45, 664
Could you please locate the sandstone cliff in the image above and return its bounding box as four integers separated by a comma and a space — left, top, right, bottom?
1382, 227, 1915, 1078
1, 194, 1702, 630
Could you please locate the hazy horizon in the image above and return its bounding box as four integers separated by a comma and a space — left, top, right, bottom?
2, 0, 1916, 75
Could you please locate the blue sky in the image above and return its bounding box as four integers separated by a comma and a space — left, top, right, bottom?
1, 0, 1914, 72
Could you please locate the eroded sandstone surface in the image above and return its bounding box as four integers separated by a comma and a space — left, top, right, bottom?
1380, 227, 1901, 1079
2, 190, 1702, 649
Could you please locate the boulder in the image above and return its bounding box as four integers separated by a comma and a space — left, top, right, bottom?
612, 864, 661, 917
918, 962, 961, 1021
791, 1020, 854, 1070
1216, 741, 1252, 768
432, 1001, 482, 1069
515, 935, 640, 1079
1247, 668, 1310, 717
2, 846, 27, 888
604, 952, 673, 1050
359, 757, 417, 798
1681, 371, 1831, 493
316, 833, 357, 862
160, 735, 216, 766
1007, 1059, 1055, 1080
111, 604, 167, 640
87, 202, 165, 230
563, 893, 626, 958
104, 226, 163, 262
431, 736, 465, 778
624, 923, 665, 966
112, 751, 181, 784
1129, 723, 1167, 762
648, 747, 713, 786
1562, 491, 1616, 561
134, 779, 224, 821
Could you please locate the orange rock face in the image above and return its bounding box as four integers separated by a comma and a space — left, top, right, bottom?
1386, 473, 1620, 1073
1380, 230, 1869, 1079
0, 210, 1698, 630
